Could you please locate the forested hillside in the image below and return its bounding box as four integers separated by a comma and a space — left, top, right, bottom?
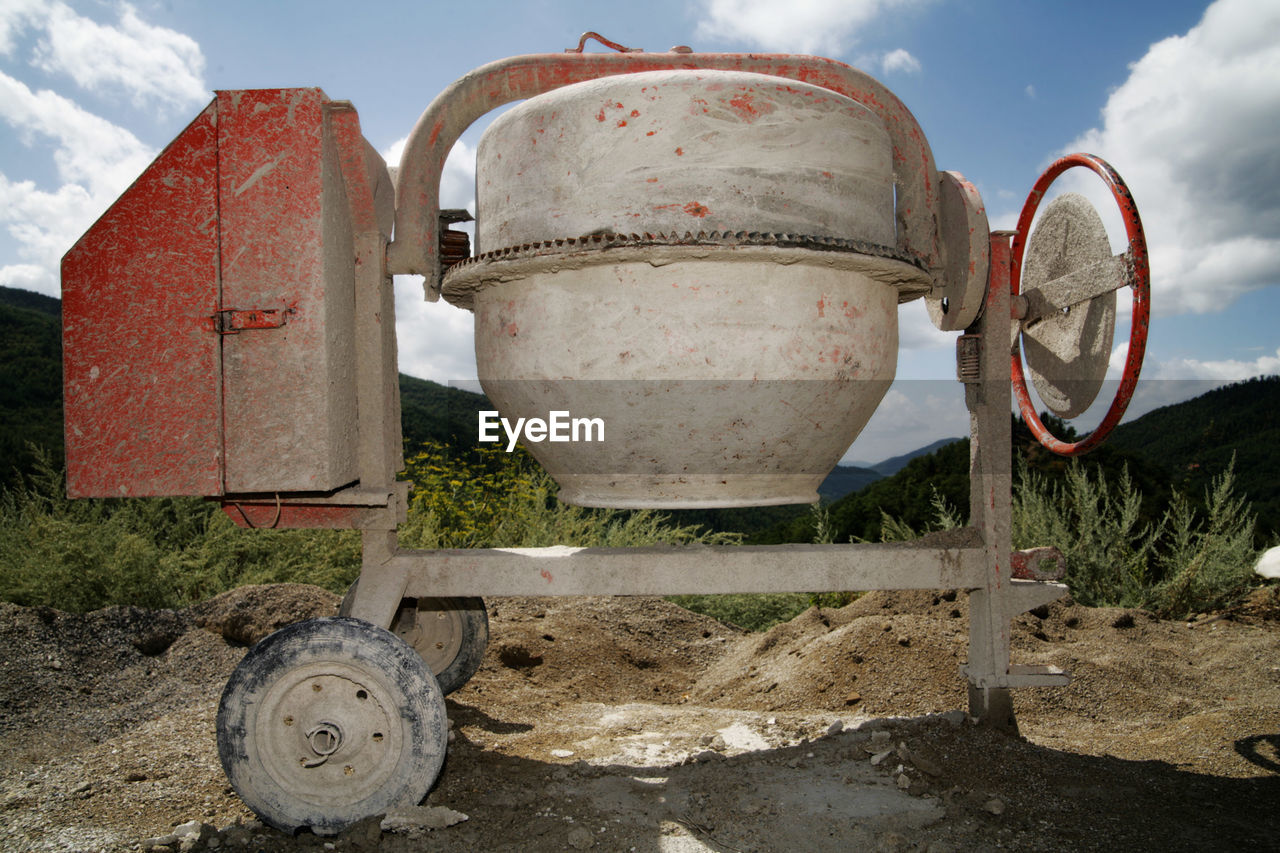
0, 288, 62, 489
1108, 376, 1280, 532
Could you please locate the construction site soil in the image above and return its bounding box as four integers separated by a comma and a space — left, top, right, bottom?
2, 583, 1278, 852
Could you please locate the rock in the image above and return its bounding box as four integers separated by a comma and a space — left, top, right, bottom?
896, 772, 911, 790
869, 729, 892, 746
826, 719, 844, 736
877, 830, 908, 852
339, 816, 383, 852
567, 826, 595, 849
939, 710, 966, 727
844, 691, 862, 705
551, 748, 575, 758
897, 742, 943, 777
381, 805, 469, 832
869, 749, 893, 766
173, 820, 213, 842
190, 584, 339, 646
984, 797, 1006, 815
141, 834, 178, 848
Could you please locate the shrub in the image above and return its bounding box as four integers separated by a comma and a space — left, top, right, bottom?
0, 443, 734, 612
0, 449, 362, 611
1012, 461, 1157, 609
399, 443, 738, 549
1009, 456, 1259, 615
1152, 460, 1259, 617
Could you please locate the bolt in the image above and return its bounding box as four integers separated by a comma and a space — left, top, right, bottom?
304, 721, 344, 767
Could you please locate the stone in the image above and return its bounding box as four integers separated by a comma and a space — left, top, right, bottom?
826, 720, 844, 736
141, 835, 178, 848
381, 806, 469, 832
897, 742, 943, 777
984, 797, 1006, 816
173, 821, 214, 843
568, 826, 595, 849
877, 830, 908, 852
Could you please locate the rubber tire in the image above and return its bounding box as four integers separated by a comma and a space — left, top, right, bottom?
216, 617, 447, 835
339, 583, 489, 696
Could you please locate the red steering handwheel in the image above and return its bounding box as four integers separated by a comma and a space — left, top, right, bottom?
1010, 153, 1151, 456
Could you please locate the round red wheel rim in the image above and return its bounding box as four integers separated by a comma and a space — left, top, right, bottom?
1010, 153, 1150, 456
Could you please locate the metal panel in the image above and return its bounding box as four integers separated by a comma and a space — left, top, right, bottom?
217, 89, 358, 493
62, 101, 223, 497
392, 537, 986, 598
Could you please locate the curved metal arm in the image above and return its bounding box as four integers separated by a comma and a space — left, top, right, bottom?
387, 52, 943, 299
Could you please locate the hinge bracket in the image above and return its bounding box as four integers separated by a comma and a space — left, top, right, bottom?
215, 307, 293, 334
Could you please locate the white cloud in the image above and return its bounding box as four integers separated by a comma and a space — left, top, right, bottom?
394, 276, 477, 383
695, 0, 927, 56
0, 0, 43, 56
1148, 347, 1280, 382
896, 302, 952, 356
0, 261, 53, 292
0, 72, 154, 195
1025, 84, 1035, 99
880, 48, 921, 75
0, 173, 98, 290
844, 381, 968, 464
0, 3, 205, 297
1054, 0, 1280, 317
11, 1, 207, 113
0, 72, 159, 294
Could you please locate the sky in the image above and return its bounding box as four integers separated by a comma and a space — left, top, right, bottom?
1, 0, 1278, 464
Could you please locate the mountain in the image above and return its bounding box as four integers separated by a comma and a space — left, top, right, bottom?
816, 464, 884, 501
854, 437, 964, 477
752, 437, 971, 544
399, 375, 492, 456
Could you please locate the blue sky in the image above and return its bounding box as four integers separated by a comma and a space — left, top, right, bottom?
2, 0, 1277, 463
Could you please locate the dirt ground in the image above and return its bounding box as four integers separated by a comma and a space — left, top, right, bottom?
1, 583, 1278, 852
